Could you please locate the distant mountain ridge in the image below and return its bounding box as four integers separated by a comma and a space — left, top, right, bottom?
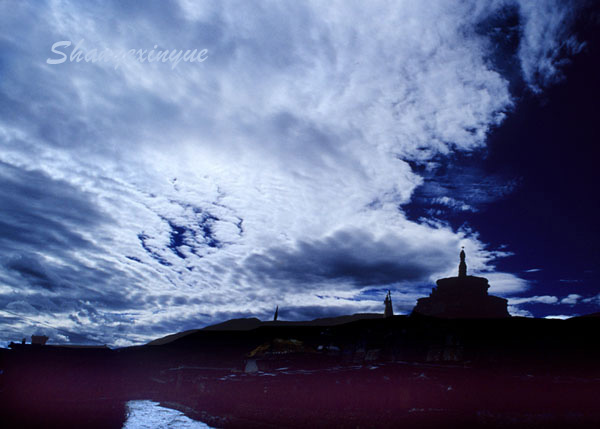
147, 313, 381, 346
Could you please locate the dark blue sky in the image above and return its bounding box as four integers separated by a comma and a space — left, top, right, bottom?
406, 6, 600, 317
477, 23, 600, 315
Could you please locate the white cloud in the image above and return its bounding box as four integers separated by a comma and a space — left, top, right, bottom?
582, 294, 600, 305
516, 0, 585, 92
0, 0, 581, 345
432, 196, 476, 212
560, 294, 581, 305
474, 272, 529, 295
508, 305, 533, 318
508, 295, 559, 305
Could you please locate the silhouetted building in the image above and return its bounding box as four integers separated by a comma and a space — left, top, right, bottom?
31, 335, 49, 345
412, 249, 510, 318
384, 290, 394, 318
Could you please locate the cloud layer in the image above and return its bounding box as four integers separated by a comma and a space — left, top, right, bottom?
0, 0, 584, 345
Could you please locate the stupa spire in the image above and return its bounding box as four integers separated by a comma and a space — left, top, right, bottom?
384, 290, 394, 318
458, 247, 467, 277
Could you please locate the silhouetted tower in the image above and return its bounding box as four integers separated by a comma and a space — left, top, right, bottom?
458, 247, 467, 277
384, 291, 394, 318
412, 246, 510, 318
273, 305, 279, 321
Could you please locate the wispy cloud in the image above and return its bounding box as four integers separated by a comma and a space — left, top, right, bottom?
0, 0, 583, 345
561, 294, 582, 305
517, 0, 586, 92
509, 295, 560, 305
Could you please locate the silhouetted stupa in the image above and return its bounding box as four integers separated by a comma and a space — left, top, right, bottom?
412, 249, 510, 318
383, 290, 393, 318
